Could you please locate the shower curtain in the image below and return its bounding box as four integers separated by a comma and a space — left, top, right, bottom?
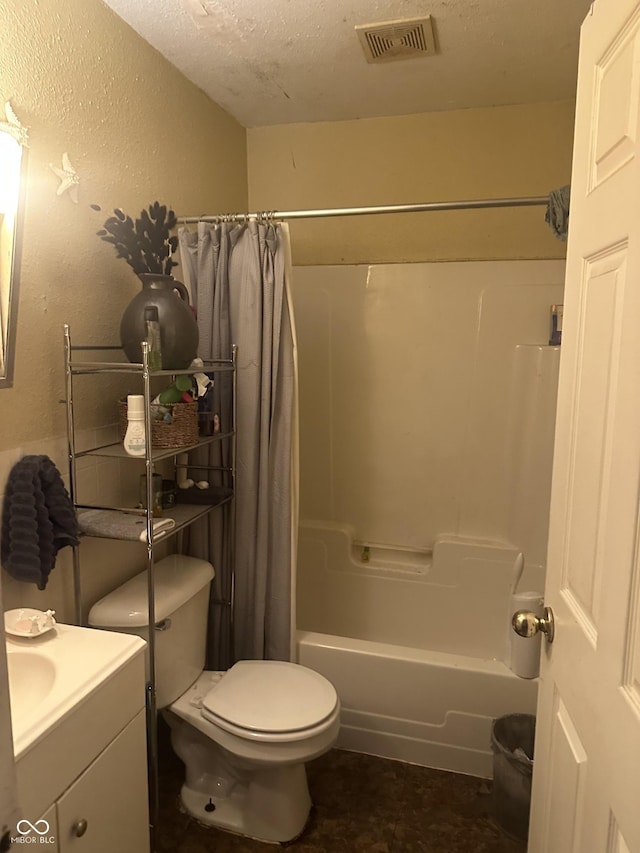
178, 220, 298, 667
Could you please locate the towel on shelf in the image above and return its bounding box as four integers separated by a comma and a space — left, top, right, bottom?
1, 455, 79, 590
545, 185, 571, 241
77, 509, 175, 542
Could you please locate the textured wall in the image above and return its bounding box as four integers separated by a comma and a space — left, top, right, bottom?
0, 0, 246, 618
247, 101, 574, 265
0, 0, 247, 445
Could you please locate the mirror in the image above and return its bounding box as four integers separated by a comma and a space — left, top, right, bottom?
0, 106, 27, 388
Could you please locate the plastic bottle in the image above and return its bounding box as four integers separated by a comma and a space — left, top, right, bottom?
123, 394, 146, 456
144, 305, 163, 371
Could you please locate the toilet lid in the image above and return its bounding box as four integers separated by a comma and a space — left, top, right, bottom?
201, 660, 338, 734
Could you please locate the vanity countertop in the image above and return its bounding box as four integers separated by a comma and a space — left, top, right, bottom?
6, 622, 145, 759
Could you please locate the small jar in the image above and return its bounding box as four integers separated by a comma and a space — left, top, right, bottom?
161, 479, 177, 509
139, 473, 163, 516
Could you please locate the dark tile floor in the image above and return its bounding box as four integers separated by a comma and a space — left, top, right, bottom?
156, 727, 527, 853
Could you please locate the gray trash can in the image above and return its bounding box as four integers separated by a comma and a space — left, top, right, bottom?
491, 713, 536, 841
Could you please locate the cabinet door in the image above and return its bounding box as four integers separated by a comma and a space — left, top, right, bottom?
56, 710, 149, 853
37, 805, 59, 852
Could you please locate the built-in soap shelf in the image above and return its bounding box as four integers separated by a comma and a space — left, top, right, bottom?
299, 521, 434, 581
350, 540, 432, 575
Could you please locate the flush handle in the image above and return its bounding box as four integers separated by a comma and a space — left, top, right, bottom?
72, 818, 88, 838
512, 606, 555, 644
155, 618, 171, 631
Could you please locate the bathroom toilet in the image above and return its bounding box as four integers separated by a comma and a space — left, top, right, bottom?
88, 554, 340, 843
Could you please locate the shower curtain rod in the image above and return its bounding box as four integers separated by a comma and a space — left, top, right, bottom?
180, 195, 549, 224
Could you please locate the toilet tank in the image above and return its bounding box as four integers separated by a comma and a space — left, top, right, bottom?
88, 554, 215, 709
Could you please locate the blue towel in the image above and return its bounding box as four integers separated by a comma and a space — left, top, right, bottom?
1, 455, 78, 589
545, 185, 571, 241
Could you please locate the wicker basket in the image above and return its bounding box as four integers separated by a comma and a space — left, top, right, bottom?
118, 400, 199, 449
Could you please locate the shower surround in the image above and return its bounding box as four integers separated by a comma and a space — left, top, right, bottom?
297, 525, 539, 777
292, 260, 564, 775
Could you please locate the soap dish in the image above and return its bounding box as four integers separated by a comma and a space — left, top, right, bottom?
4, 608, 56, 638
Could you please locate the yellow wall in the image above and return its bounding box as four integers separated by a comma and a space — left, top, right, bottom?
1, 0, 247, 445
247, 101, 575, 266
0, 0, 247, 619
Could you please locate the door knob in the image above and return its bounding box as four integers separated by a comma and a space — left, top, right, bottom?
512, 606, 555, 644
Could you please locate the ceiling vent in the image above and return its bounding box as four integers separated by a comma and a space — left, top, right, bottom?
355, 16, 437, 64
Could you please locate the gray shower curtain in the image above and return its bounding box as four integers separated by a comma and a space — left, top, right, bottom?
178, 220, 298, 667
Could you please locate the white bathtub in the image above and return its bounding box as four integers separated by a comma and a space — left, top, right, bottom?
295, 522, 541, 778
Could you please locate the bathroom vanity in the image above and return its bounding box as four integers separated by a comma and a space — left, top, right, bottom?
7, 623, 149, 853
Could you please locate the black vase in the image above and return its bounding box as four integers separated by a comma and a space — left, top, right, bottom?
120, 274, 199, 369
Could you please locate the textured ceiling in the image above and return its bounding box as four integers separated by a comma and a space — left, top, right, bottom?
101, 0, 592, 128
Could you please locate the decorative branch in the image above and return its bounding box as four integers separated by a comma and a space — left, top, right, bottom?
94, 201, 178, 276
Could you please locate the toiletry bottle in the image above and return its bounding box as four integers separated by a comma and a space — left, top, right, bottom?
144, 305, 163, 371
123, 394, 146, 457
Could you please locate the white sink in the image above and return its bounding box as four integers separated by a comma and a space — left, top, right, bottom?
6, 623, 146, 759
6, 650, 56, 722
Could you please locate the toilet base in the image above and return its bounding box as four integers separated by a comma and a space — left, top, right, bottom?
179, 762, 312, 844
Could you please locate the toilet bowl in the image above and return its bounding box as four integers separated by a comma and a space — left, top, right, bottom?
166, 663, 340, 841
88, 554, 340, 844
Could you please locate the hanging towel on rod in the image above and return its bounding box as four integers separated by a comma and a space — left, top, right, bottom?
1, 455, 78, 590
545, 185, 571, 241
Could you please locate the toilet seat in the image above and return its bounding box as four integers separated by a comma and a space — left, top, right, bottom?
200, 660, 339, 743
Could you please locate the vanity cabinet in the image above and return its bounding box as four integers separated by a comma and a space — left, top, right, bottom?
55, 711, 148, 853
32, 714, 148, 853
12, 626, 148, 853
37, 805, 58, 852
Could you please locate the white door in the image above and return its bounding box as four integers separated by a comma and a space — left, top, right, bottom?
529, 1, 640, 851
